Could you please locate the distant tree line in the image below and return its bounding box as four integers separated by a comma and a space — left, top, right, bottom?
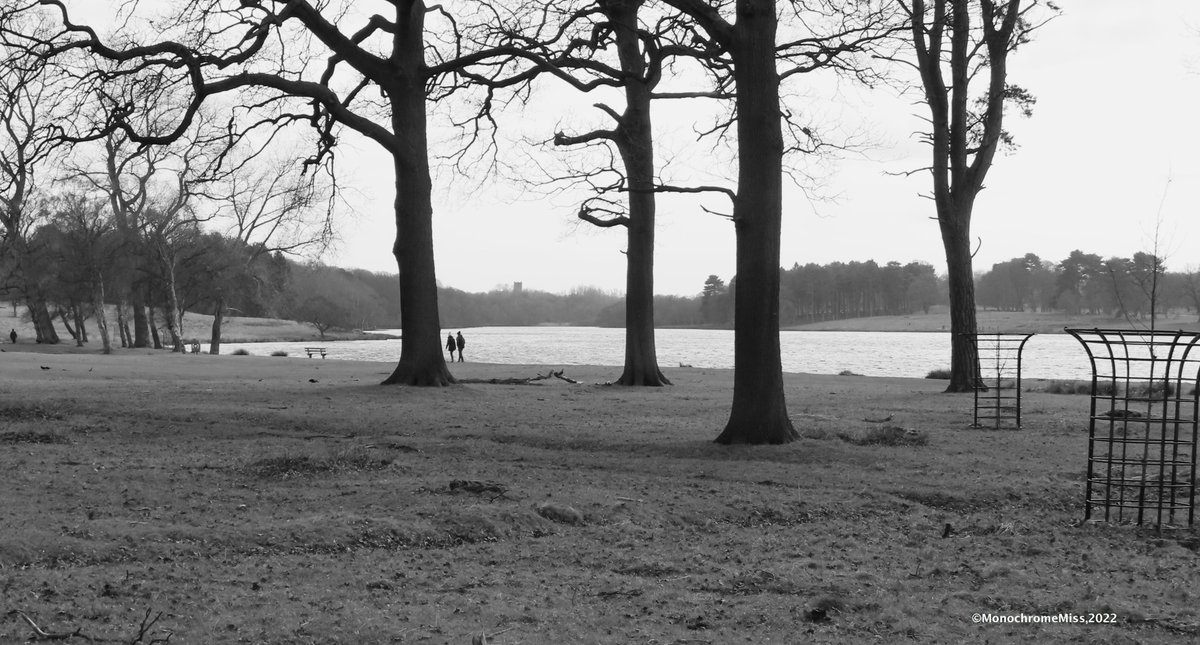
15, 239, 1200, 345
307, 255, 945, 328
976, 250, 1200, 321
2, 236, 952, 338
693, 261, 946, 326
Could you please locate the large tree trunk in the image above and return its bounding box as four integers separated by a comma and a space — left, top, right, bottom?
941, 213, 980, 392
209, 296, 224, 355
131, 290, 150, 348
612, 0, 669, 387
28, 298, 59, 344
7, 238, 59, 344
715, 0, 797, 444
381, 5, 454, 387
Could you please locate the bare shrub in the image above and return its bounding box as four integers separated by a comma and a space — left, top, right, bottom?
1044, 380, 1091, 395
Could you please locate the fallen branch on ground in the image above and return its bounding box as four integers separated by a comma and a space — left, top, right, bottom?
597, 588, 643, 599
9, 609, 83, 641
129, 609, 171, 644
7, 607, 172, 643
472, 626, 514, 645
459, 370, 580, 385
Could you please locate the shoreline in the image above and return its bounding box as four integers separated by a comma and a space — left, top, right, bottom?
6, 299, 1197, 348
0, 344, 1092, 386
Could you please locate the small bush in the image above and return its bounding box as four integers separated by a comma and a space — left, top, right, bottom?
838, 425, 928, 446
271, 350, 288, 357
1042, 381, 1125, 396
231, 348, 251, 356
1130, 381, 1175, 398
925, 369, 951, 380
837, 370, 862, 377
1044, 380, 1092, 395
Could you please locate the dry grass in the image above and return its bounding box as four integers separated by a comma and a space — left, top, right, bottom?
241, 447, 397, 480
0, 350, 1197, 643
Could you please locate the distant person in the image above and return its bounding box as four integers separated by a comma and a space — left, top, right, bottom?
445, 333, 456, 361
9, 329, 15, 344
455, 331, 465, 362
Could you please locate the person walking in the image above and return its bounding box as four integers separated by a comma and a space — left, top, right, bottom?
445, 333, 456, 362
9, 329, 15, 344
455, 331, 466, 362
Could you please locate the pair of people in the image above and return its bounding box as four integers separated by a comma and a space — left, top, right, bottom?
445, 331, 466, 362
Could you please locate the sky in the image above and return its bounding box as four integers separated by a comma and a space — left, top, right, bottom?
61, 1, 1200, 298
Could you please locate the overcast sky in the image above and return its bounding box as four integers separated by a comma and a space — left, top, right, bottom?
318, 1, 1200, 296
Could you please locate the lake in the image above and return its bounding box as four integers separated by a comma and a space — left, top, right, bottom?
219, 327, 1100, 381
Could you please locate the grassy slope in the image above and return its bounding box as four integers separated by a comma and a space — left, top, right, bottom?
0, 301, 394, 345
784, 306, 1200, 334
0, 352, 1197, 643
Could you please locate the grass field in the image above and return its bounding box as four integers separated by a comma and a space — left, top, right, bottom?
1, 348, 1198, 643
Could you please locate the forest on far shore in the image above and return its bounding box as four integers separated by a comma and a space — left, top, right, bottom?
10, 242, 1199, 344
266, 248, 1200, 332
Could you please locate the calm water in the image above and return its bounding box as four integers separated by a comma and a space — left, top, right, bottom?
218, 327, 1098, 381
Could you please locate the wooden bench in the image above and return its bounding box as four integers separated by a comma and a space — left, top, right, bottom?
305, 347, 327, 359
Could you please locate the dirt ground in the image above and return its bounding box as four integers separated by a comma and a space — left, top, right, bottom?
1, 346, 1198, 644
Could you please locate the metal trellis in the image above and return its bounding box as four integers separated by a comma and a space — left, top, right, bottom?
1066, 328, 1200, 528
972, 333, 1035, 430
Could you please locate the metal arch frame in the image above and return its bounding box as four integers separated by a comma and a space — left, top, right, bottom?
972, 333, 1035, 430
1066, 328, 1200, 528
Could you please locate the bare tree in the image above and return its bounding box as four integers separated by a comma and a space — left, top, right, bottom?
0, 13, 66, 343
651, 0, 896, 443
69, 125, 221, 352
44, 191, 117, 353
205, 153, 331, 354
529, 1, 717, 387
16, 0, 595, 385
897, 0, 1056, 392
